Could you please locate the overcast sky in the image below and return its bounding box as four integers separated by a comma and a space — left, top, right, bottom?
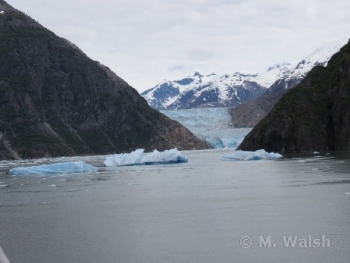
8, 0, 350, 92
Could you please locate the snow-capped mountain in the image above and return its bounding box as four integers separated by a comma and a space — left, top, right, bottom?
231, 37, 348, 128
283, 38, 347, 84
141, 65, 290, 110
141, 72, 217, 110
142, 37, 348, 111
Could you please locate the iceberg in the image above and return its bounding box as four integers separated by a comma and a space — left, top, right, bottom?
9, 161, 98, 176
104, 148, 188, 167
221, 149, 283, 161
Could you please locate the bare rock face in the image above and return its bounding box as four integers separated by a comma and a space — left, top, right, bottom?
0, 2, 209, 160
238, 39, 350, 153
230, 78, 299, 128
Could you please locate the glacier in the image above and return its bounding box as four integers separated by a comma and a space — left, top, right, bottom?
161, 108, 251, 149
104, 148, 188, 167
9, 161, 98, 176
221, 149, 283, 161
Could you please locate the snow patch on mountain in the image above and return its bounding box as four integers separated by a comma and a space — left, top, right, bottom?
142, 37, 348, 110
142, 70, 274, 110
286, 38, 348, 83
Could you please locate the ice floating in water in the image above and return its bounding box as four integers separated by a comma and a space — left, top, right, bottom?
221, 149, 283, 161
9, 161, 98, 176
104, 148, 188, 167
0, 246, 10, 263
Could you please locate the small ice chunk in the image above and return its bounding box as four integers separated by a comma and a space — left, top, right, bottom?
0, 11, 4, 15
9, 161, 98, 176
221, 149, 282, 161
0, 246, 10, 263
104, 148, 188, 167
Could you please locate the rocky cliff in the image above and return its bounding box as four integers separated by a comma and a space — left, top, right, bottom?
0, 1, 209, 160
238, 39, 350, 153
229, 77, 299, 128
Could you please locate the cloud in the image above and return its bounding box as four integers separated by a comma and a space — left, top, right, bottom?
8, 0, 350, 91
168, 65, 185, 72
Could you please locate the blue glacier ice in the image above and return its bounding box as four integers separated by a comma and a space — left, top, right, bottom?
104, 148, 188, 167
160, 108, 251, 149
9, 161, 98, 176
221, 149, 283, 161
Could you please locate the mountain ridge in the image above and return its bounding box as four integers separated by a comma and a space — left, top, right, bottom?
231, 38, 347, 127
141, 67, 290, 110
0, 2, 209, 160
143, 39, 347, 116
238, 38, 350, 153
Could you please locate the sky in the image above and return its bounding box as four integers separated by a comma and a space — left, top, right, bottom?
7, 0, 350, 92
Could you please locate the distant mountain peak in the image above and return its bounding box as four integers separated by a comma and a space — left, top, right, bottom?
142, 70, 271, 110
286, 37, 348, 82
238, 38, 350, 153
267, 62, 291, 72
193, 71, 203, 77
142, 38, 348, 111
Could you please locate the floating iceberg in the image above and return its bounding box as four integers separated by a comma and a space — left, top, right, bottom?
104, 148, 188, 167
221, 149, 283, 161
9, 161, 98, 176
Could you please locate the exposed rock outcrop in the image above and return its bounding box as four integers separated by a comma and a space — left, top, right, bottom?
0, 1, 209, 160
230, 78, 299, 128
238, 39, 350, 153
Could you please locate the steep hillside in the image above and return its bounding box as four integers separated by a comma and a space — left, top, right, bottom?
238, 39, 350, 153
231, 39, 346, 128
0, 1, 209, 160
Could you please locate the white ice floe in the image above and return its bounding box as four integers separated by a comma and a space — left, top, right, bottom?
0, 246, 10, 263
221, 149, 283, 161
104, 148, 188, 167
9, 161, 98, 176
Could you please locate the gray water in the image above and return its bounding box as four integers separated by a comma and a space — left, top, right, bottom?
0, 149, 350, 263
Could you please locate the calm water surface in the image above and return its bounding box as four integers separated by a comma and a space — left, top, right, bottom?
0, 149, 350, 263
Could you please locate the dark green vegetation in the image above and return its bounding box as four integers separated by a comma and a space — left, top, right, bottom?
238, 39, 350, 153
0, 1, 209, 160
